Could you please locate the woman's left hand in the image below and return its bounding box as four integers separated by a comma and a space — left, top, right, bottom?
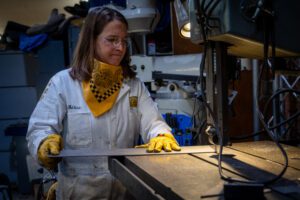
135, 133, 181, 153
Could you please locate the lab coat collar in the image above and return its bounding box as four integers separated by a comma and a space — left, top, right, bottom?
116, 78, 130, 102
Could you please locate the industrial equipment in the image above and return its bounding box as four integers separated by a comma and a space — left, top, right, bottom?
186, 0, 300, 146
189, 0, 300, 58
130, 54, 206, 145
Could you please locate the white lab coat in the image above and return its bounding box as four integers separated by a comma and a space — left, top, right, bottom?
26, 69, 171, 199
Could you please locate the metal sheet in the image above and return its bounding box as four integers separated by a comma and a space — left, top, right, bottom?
228, 141, 300, 170
118, 144, 299, 200
50, 146, 215, 158
122, 153, 228, 200
121, 153, 289, 200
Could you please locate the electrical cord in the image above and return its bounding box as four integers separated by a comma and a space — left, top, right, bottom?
230, 88, 300, 141
263, 88, 300, 138
251, 59, 289, 186
231, 2, 289, 184
269, 111, 300, 133
202, 0, 221, 30
190, 92, 208, 144
201, 83, 288, 185
229, 110, 300, 141
193, 118, 207, 141
263, 88, 300, 117
206, 0, 221, 18
201, 0, 207, 17
230, 129, 265, 141
238, 0, 288, 185
195, 0, 222, 121
280, 119, 297, 140
193, 0, 243, 183
247, 16, 288, 182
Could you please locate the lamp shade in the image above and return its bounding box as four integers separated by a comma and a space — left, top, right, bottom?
107, 0, 160, 33
174, 0, 190, 38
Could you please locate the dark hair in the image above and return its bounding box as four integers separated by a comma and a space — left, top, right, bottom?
69, 6, 136, 81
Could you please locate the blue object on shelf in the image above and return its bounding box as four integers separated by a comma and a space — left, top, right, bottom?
19, 33, 48, 52
162, 113, 193, 146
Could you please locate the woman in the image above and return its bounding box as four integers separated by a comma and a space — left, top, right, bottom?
26, 7, 180, 199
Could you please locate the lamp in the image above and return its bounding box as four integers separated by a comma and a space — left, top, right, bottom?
106, 0, 159, 33
173, 0, 190, 38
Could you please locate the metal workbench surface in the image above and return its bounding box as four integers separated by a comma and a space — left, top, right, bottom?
108, 141, 300, 200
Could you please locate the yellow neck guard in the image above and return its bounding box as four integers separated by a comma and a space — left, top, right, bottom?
82, 60, 123, 117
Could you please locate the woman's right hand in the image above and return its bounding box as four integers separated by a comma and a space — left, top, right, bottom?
38, 134, 63, 170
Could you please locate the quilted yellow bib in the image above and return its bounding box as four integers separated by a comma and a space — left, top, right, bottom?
82, 60, 123, 117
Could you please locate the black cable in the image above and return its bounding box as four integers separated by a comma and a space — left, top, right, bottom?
193, 0, 209, 145
195, 0, 208, 41
201, 0, 207, 17
230, 109, 300, 141
190, 96, 198, 129
203, 0, 213, 15
206, 0, 221, 17
265, 89, 299, 135
194, 0, 208, 97
190, 91, 207, 139
193, 0, 232, 185
269, 111, 300, 132
263, 88, 300, 117
214, 1, 287, 185
280, 118, 297, 139
199, 96, 227, 181
202, 80, 289, 185
230, 129, 266, 141
201, 0, 221, 30
231, 88, 300, 141
193, 119, 207, 141
253, 61, 288, 186
200, 44, 207, 92
270, 18, 276, 79
263, 88, 300, 139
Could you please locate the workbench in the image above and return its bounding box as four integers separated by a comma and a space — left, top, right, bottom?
108, 141, 300, 200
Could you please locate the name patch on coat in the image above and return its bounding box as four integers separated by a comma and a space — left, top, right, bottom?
68, 105, 81, 109
129, 96, 138, 108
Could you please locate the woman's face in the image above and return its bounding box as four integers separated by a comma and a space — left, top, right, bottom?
95, 19, 128, 66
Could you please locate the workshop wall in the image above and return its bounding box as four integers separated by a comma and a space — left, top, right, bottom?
0, 0, 78, 35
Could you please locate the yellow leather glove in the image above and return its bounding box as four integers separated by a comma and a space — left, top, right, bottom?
135, 133, 181, 153
38, 134, 63, 170
46, 181, 57, 200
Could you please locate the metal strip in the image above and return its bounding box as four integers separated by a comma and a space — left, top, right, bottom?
50, 146, 215, 158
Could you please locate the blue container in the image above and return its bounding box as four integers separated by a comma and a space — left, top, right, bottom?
163, 114, 193, 146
